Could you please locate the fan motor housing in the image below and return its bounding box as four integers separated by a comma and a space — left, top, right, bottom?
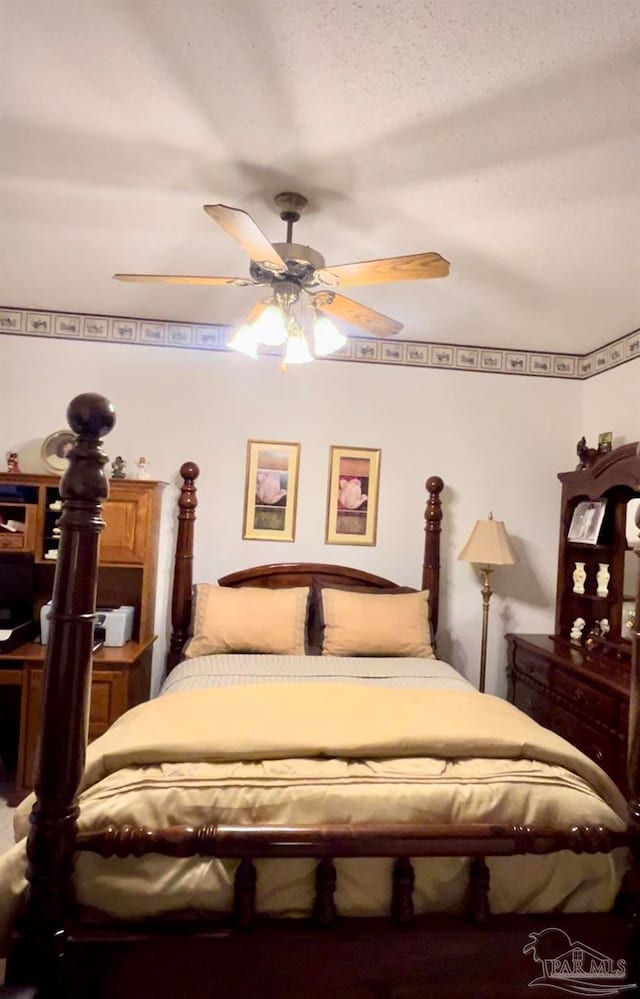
250, 242, 325, 286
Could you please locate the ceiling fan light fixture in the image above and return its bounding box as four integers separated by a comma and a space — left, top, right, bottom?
252, 303, 288, 346
312, 314, 347, 356
283, 330, 314, 366
228, 323, 259, 358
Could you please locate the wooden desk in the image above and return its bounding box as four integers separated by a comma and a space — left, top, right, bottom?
0, 637, 155, 790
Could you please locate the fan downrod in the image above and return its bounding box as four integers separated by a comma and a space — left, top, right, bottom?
274, 192, 308, 242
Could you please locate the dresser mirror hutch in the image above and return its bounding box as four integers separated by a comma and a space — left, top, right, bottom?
508, 441, 640, 794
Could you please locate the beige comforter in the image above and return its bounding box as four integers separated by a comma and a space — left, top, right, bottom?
0, 685, 630, 945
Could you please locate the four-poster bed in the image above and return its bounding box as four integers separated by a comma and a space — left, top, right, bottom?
1, 393, 639, 998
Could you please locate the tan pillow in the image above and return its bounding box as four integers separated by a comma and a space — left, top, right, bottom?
184, 585, 309, 658
321, 588, 434, 658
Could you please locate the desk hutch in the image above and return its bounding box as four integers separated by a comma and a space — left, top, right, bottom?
0, 472, 165, 789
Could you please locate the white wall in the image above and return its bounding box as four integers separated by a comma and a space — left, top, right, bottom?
579, 357, 640, 447
1, 333, 586, 694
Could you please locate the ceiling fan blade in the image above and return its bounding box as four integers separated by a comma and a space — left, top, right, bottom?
317, 252, 450, 287
242, 299, 271, 324
203, 204, 287, 274
312, 291, 403, 337
113, 273, 258, 287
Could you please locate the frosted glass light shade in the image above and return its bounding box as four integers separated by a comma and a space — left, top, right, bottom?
458, 518, 517, 567
228, 324, 258, 358
252, 305, 288, 346
313, 315, 347, 356
284, 333, 313, 365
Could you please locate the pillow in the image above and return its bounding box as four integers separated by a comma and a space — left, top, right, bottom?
320, 587, 434, 658
183, 585, 309, 658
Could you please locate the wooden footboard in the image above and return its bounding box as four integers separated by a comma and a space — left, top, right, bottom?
6, 393, 640, 999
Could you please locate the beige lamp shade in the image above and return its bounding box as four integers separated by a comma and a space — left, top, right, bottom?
458, 516, 517, 567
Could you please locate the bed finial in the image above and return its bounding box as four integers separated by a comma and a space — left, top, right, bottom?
66, 392, 116, 438
59, 393, 115, 500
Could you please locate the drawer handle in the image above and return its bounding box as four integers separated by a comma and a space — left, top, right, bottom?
593, 747, 604, 763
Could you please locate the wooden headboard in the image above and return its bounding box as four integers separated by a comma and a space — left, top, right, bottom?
167, 467, 444, 673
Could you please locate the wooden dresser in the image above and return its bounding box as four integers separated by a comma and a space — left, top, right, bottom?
506, 633, 630, 793
506, 442, 640, 795
0, 473, 165, 789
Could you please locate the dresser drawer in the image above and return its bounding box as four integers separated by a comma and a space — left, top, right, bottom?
552, 668, 618, 727
0, 533, 26, 550
512, 678, 550, 727
511, 645, 550, 685
549, 703, 619, 780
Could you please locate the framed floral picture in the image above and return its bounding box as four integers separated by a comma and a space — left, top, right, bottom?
243, 440, 301, 541
325, 446, 381, 546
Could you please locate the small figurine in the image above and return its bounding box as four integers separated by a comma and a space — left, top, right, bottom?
135, 456, 150, 480
599, 617, 610, 637
575, 436, 598, 470
584, 621, 602, 650
111, 456, 127, 479
570, 616, 586, 642
6, 451, 19, 474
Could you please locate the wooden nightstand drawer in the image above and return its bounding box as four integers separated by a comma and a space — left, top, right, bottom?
552, 669, 618, 727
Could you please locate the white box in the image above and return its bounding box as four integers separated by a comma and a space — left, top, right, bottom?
40, 603, 135, 647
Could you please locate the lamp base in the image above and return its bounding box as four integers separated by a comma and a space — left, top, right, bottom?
478, 567, 493, 694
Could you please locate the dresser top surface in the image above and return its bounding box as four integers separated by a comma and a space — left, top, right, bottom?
507, 633, 631, 696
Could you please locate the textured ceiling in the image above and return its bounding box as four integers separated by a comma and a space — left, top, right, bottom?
1, 0, 639, 353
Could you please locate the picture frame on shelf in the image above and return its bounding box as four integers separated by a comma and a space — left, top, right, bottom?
597, 431, 613, 454
40, 430, 76, 474
567, 499, 606, 544
242, 439, 300, 542
325, 445, 381, 546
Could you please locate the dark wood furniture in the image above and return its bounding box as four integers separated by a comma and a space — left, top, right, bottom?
507, 633, 630, 791
0, 471, 165, 790
4, 395, 639, 999
507, 443, 640, 792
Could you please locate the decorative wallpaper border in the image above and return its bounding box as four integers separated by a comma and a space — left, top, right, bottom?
1, 306, 638, 380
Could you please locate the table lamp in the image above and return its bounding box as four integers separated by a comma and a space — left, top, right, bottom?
458, 513, 517, 693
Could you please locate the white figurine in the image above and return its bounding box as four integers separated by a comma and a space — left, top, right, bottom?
135, 456, 150, 480
599, 617, 610, 637
570, 617, 586, 641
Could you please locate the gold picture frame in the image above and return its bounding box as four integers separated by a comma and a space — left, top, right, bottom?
325, 446, 381, 546
243, 440, 301, 541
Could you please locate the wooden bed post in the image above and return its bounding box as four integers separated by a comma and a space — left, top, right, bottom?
11, 393, 114, 990
166, 461, 199, 674
624, 507, 640, 979
422, 476, 444, 637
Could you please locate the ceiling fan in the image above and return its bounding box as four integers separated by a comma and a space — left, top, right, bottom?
114, 192, 450, 345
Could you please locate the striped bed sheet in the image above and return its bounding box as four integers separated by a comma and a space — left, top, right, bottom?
160, 654, 474, 696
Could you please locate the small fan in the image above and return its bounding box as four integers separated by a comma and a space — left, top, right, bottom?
114, 193, 450, 340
